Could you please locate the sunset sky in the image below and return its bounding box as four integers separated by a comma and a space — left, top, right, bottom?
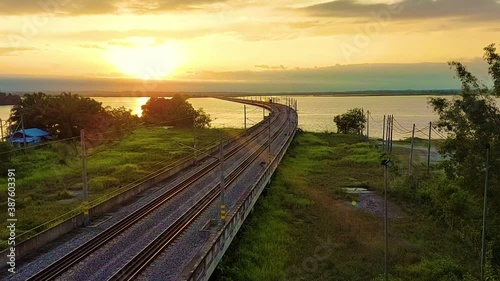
0, 0, 499, 93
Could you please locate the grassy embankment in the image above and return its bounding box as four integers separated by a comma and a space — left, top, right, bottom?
0, 127, 241, 249
214, 131, 479, 281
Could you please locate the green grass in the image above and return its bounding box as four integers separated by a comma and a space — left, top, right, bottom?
213, 132, 479, 281
0, 126, 241, 249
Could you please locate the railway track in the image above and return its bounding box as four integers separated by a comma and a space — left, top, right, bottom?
109, 105, 289, 280
27, 103, 287, 281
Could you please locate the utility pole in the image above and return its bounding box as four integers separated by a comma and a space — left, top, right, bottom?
21, 115, 26, 146
387, 115, 393, 154
409, 124, 416, 172
0, 119, 4, 141
219, 135, 226, 224
80, 129, 90, 226
382, 115, 386, 151
390, 116, 394, 153
193, 113, 197, 165
262, 99, 265, 119
287, 100, 291, 134
386, 115, 390, 152
384, 162, 389, 281
480, 145, 490, 281
244, 105, 247, 129
8, 121, 12, 143
427, 122, 432, 174
268, 113, 272, 164
382, 115, 393, 281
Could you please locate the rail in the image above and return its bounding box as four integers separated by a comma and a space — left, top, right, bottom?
181, 100, 298, 281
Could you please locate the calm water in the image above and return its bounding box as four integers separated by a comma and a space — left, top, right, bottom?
2, 95, 497, 140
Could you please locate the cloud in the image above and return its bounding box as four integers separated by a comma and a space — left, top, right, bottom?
79, 43, 106, 50
299, 0, 500, 22
0, 0, 117, 15
39, 19, 346, 44
0, 47, 35, 56
50, 29, 213, 42
125, 0, 230, 13
1, 60, 494, 92
0, 0, 231, 15
254, 65, 288, 70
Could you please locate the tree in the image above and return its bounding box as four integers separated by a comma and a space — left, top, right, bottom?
105, 106, 141, 131
9, 92, 50, 131
44, 93, 105, 138
333, 108, 366, 134
429, 43, 500, 270
194, 108, 212, 128
9, 93, 136, 139
141, 95, 211, 128
429, 44, 500, 192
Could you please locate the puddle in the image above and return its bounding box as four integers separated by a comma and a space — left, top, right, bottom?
342, 187, 372, 194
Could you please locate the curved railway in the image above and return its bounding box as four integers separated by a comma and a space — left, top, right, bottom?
21, 99, 293, 281
109, 103, 289, 280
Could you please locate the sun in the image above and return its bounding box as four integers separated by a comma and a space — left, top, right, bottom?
107, 40, 184, 80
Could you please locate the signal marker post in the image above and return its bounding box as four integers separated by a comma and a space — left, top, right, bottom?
382, 115, 386, 151
80, 129, 90, 226
219, 137, 226, 224
268, 113, 272, 164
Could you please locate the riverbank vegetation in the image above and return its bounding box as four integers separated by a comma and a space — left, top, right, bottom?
7, 93, 211, 139
0, 92, 20, 106
214, 131, 490, 280
215, 44, 500, 280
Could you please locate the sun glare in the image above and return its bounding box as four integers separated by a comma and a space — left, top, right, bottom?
107, 40, 184, 80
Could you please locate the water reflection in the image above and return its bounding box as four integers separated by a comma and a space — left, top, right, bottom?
93, 97, 150, 117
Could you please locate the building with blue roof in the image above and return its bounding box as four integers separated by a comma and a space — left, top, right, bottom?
8, 128, 52, 146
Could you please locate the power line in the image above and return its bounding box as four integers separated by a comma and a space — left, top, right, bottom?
369, 115, 383, 124
415, 126, 430, 138
0, 136, 80, 156
431, 127, 447, 139
392, 126, 413, 134
392, 117, 412, 132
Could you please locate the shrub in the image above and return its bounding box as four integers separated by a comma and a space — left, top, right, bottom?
333, 108, 366, 135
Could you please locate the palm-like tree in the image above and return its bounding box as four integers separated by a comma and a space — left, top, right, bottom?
9, 92, 50, 131
44, 93, 104, 139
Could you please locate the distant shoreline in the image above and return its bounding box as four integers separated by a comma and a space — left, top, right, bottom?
2, 90, 460, 98
0, 93, 20, 105
55, 89, 460, 98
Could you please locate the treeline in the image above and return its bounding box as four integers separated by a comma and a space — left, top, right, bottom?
7, 93, 210, 140
0, 92, 21, 105
8, 92, 140, 139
